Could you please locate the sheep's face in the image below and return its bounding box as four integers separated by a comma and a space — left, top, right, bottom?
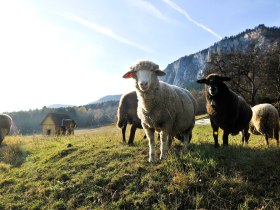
123, 61, 165, 93
197, 74, 231, 97
207, 79, 219, 96
135, 70, 154, 92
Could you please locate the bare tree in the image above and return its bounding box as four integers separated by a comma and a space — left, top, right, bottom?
205, 47, 280, 105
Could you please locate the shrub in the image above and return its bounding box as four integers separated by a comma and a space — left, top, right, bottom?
0, 144, 26, 166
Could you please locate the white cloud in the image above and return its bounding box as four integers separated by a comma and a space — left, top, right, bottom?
62, 13, 152, 53
161, 0, 222, 40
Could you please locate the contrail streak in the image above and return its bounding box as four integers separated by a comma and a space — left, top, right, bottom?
64, 13, 152, 53
162, 0, 222, 39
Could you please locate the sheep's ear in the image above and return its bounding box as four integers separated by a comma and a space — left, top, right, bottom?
155, 70, 166, 76
123, 71, 135, 78
196, 79, 207, 84
220, 76, 231, 82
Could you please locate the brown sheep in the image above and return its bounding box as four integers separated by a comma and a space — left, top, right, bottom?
0, 114, 12, 145
116, 91, 143, 145
62, 119, 77, 135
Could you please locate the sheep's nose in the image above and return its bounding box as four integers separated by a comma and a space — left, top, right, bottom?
210, 87, 216, 92
140, 81, 148, 89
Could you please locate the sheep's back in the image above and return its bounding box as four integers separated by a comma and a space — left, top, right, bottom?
250, 103, 279, 136
0, 114, 12, 130
117, 91, 142, 128
209, 90, 252, 134
138, 82, 196, 134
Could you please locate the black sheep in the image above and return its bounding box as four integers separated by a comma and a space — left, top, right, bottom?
197, 74, 252, 147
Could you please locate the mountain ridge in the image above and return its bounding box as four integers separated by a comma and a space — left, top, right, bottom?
161, 24, 280, 89
88, 94, 121, 104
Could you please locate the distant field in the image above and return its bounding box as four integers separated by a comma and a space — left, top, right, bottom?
0, 124, 280, 209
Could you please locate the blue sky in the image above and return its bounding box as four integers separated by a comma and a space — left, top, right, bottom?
0, 0, 279, 112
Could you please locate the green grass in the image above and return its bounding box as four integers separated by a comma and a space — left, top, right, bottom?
0, 125, 280, 209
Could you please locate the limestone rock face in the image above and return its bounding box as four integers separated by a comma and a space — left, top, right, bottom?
161, 25, 280, 89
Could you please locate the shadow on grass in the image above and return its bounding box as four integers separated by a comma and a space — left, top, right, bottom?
168, 142, 280, 207
175, 142, 280, 176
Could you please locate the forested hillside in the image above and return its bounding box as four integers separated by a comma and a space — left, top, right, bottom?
6, 25, 280, 135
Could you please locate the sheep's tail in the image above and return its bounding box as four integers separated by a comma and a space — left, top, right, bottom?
116, 99, 127, 129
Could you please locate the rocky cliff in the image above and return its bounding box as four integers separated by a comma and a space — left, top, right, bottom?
161, 24, 280, 89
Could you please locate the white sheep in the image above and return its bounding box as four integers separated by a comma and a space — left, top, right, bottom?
123, 60, 197, 162
249, 103, 279, 146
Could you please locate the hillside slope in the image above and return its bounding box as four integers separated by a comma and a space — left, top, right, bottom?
1, 125, 280, 209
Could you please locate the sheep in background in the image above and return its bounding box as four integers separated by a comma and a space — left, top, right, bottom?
249, 103, 279, 146
117, 91, 143, 145
0, 114, 12, 145
123, 60, 197, 162
62, 119, 77, 135
197, 74, 252, 147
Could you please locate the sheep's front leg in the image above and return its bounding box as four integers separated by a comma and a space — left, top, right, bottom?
128, 124, 137, 145
211, 119, 219, 147
275, 131, 279, 146
265, 133, 269, 146
241, 125, 250, 145
160, 131, 169, 160
222, 130, 229, 146
121, 123, 127, 143
144, 126, 155, 162
182, 132, 190, 154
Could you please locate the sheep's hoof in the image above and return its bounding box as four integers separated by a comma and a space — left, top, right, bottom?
214, 144, 220, 148
149, 157, 155, 163
128, 142, 134, 146
160, 155, 167, 160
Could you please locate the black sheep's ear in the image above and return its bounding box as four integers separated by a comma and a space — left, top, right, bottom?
196, 79, 207, 84
220, 76, 231, 82
155, 70, 166, 76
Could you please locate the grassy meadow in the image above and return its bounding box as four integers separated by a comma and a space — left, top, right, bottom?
0, 123, 280, 209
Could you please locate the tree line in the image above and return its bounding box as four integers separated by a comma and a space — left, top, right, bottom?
205, 43, 280, 107
6, 101, 119, 135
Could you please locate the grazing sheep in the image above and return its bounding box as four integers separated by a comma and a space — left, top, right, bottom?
249, 103, 279, 146
117, 91, 143, 145
0, 114, 12, 145
197, 74, 252, 147
61, 119, 77, 135
123, 60, 197, 162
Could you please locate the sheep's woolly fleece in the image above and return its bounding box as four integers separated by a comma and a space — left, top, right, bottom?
130, 61, 160, 72
249, 103, 279, 138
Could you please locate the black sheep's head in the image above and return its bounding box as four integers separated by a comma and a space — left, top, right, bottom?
196, 74, 231, 97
